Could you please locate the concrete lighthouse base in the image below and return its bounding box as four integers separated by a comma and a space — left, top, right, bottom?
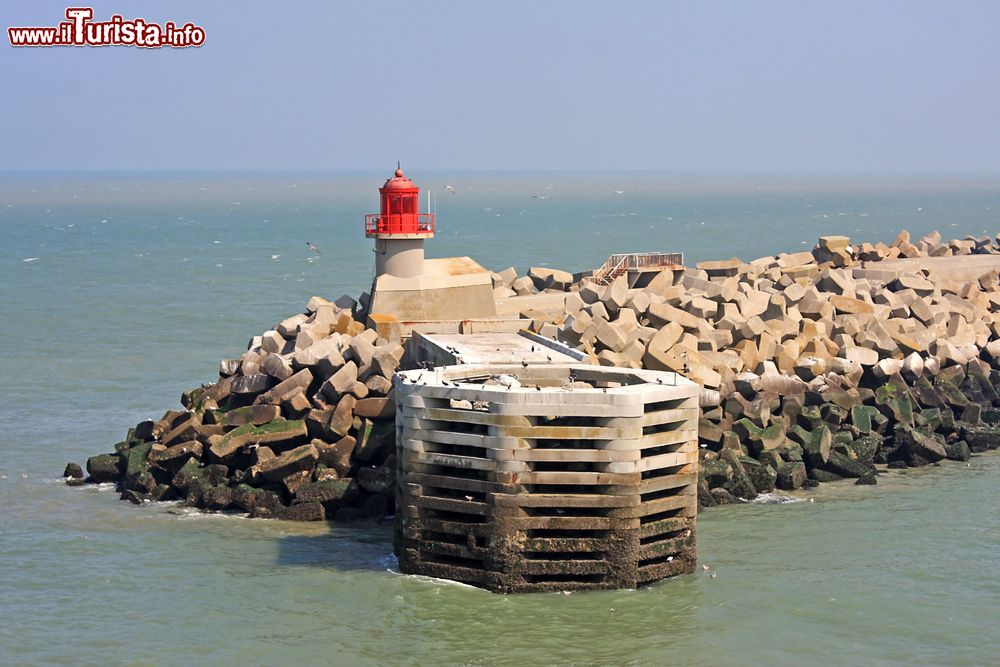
367, 256, 498, 324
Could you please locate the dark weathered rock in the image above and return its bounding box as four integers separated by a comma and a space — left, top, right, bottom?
202, 485, 234, 510
981, 408, 1000, 425
120, 489, 147, 504
962, 425, 1000, 452
333, 494, 390, 520
849, 433, 882, 463
354, 420, 395, 462
896, 425, 947, 463
357, 461, 394, 495
824, 450, 874, 479
855, 472, 878, 485
63, 462, 84, 479
699, 458, 732, 489
740, 457, 777, 494
708, 487, 739, 505
720, 451, 757, 500
150, 484, 176, 501
801, 425, 832, 468
170, 457, 203, 493
809, 468, 844, 483
202, 463, 230, 486
945, 440, 972, 462
775, 461, 807, 490
274, 501, 325, 521
697, 481, 717, 508
65, 476, 86, 487
133, 419, 156, 441
86, 453, 122, 483
232, 484, 281, 514
294, 479, 353, 504
123, 442, 153, 491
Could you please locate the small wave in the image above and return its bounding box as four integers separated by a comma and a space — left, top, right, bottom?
85, 482, 118, 493
22, 257, 39, 262
750, 492, 804, 505
396, 571, 485, 591
169, 506, 249, 520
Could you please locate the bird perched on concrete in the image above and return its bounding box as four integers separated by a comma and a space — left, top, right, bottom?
306, 241, 321, 255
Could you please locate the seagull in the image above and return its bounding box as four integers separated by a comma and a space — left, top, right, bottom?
306, 241, 321, 255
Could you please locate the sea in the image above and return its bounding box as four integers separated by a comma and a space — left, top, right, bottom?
2, 170, 1000, 666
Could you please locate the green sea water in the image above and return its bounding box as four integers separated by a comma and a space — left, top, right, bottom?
2, 171, 1000, 666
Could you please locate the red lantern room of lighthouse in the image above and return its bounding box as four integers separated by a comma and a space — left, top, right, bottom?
364, 166, 435, 280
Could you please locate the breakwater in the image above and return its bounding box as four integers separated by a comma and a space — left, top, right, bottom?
70, 229, 1000, 521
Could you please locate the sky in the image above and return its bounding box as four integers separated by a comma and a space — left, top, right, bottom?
2, 1, 1000, 172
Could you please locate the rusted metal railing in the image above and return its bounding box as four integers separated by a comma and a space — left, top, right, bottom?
593, 252, 684, 285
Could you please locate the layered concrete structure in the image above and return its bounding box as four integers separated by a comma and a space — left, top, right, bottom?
368, 256, 497, 323
393, 363, 700, 592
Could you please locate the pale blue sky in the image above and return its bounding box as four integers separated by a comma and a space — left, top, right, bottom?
3, 1, 999, 171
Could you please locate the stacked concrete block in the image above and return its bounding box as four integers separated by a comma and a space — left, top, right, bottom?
393, 364, 700, 593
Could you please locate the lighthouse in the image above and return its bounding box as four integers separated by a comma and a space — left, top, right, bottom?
363, 165, 497, 327
365, 166, 434, 279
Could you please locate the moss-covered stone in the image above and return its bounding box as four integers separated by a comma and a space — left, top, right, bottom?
209, 418, 307, 460
123, 442, 153, 491
170, 457, 203, 492
699, 458, 732, 488
740, 456, 777, 494
232, 484, 282, 514
85, 454, 121, 483
775, 461, 806, 490
294, 479, 353, 504
801, 425, 832, 468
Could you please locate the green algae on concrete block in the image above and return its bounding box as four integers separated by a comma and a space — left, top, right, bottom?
86, 453, 122, 483
209, 418, 307, 460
